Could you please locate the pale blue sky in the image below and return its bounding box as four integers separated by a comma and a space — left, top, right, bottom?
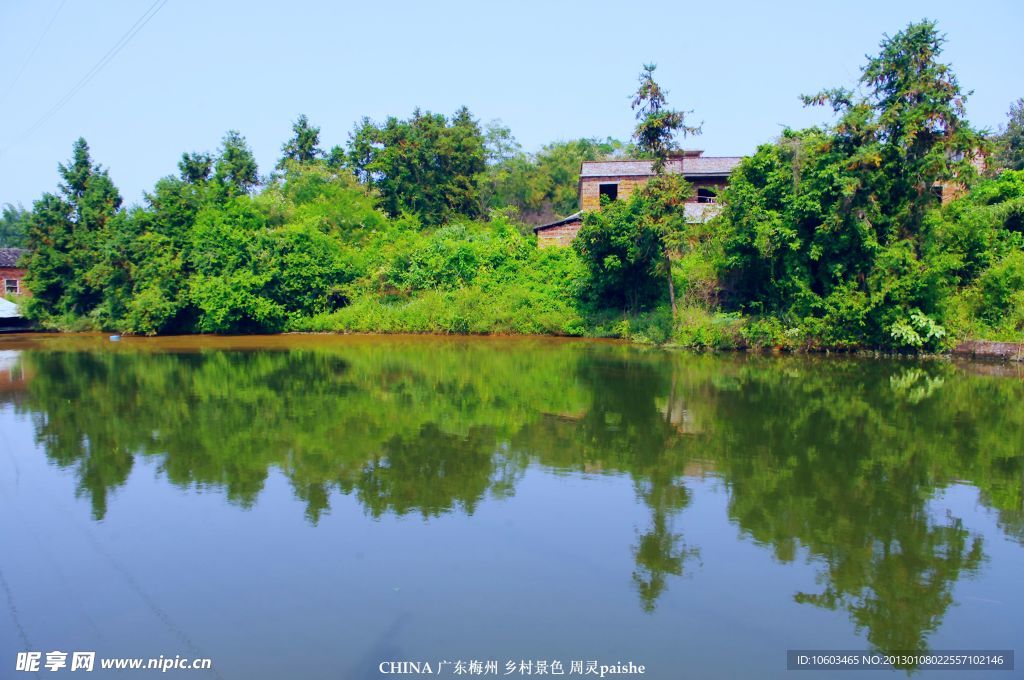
1, 0, 1022, 208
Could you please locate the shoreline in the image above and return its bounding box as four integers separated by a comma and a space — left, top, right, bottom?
1, 330, 1022, 364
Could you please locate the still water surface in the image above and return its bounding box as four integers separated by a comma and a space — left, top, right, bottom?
0, 335, 1021, 679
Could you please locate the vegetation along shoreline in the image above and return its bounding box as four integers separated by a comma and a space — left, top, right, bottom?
2, 20, 1022, 356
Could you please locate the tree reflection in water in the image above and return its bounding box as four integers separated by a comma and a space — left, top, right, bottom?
6, 339, 1023, 661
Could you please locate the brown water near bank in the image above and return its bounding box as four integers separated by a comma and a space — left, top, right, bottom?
0, 331, 630, 353
2, 331, 1020, 382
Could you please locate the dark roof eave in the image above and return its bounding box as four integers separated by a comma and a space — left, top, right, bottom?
533, 211, 583, 233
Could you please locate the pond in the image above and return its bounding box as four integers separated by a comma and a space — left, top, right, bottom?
0, 334, 1021, 679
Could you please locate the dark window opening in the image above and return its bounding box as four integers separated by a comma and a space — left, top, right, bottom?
931, 185, 945, 201
4, 279, 17, 294
697, 187, 718, 204
599, 183, 618, 202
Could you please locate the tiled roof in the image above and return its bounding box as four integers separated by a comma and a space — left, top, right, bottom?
533, 211, 582, 232
0, 248, 27, 268
580, 157, 742, 178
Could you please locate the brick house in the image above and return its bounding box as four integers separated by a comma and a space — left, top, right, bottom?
0, 248, 29, 297
534, 150, 743, 247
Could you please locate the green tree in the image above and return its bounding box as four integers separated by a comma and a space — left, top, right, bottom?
179, 151, 213, 184
481, 137, 628, 224
119, 148, 221, 333
23, 138, 122, 320
483, 120, 520, 165
123, 183, 199, 333
347, 107, 486, 224
324, 144, 347, 171
720, 20, 986, 349
631, 64, 700, 317
214, 130, 259, 196
803, 20, 981, 240
186, 198, 286, 333
277, 114, 323, 169
993, 98, 1024, 172
631, 64, 700, 174
0, 203, 30, 247
574, 191, 665, 313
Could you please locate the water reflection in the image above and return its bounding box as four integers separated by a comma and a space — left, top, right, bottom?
4, 337, 1023, 662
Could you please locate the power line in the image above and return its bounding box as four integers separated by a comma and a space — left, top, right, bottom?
0, 0, 169, 156
0, 0, 69, 107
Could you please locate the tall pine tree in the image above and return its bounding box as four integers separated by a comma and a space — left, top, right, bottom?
24, 138, 122, 319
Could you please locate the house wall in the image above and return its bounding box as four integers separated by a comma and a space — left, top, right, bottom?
940, 182, 962, 204
538, 176, 732, 248
536, 220, 583, 248
580, 177, 650, 212
691, 177, 729, 199
579, 176, 729, 212
1, 267, 29, 296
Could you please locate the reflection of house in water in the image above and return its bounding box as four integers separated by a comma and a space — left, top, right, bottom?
0, 350, 30, 406
657, 394, 704, 436
534, 151, 743, 247
681, 459, 716, 479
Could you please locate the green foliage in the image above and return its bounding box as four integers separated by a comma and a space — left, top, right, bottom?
802, 20, 982, 239
297, 212, 588, 337
573, 171, 698, 319
558, 63, 701, 321
631, 64, 700, 174
574, 191, 665, 313
178, 152, 213, 184
992, 98, 1024, 173
977, 251, 1024, 320
187, 199, 286, 332
614, 306, 674, 345
483, 120, 520, 165
123, 231, 188, 334
888, 309, 946, 350
277, 114, 323, 169
258, 161, 388, 240
718, 134, 1022, 348
716, 21, 1011, 350
21, 141, 593, 337
0, 203, 30, 247
480, 137, 628, 223
630, 63, 700, 317
741, 317, 788, 349
672, 307, 744, 349
214, 130, 259, 196
14, 26, 1021, 348
23, 138, 123, 323
347, 107, 486, 224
